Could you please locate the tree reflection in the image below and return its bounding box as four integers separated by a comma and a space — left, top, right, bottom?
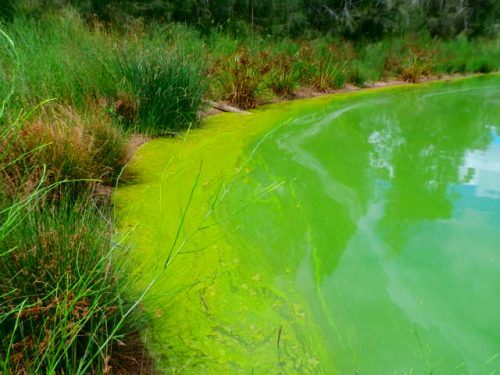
222, 78, 500, 280
375, 90, 497, 253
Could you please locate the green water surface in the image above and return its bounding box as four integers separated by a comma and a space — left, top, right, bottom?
115, 75, 500, 374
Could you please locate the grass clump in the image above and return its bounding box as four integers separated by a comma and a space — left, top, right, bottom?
0, 104, 148, 374
213, 47, 265, 109
205, 33, 498, 105
0, 11, 118, 110
348, 62, 370, 87
267, 52, 301, 99
118, 46, 207, 134
1, 104, 129, 200
0, 13, 208, 135
294, 41, 350, 91
435, 36, 500, 74
382, 37, 438, 82
0, 196, 145, 374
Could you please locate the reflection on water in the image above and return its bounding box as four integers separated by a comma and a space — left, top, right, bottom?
116, 76, 500, 373
461, 129, 500, 199
222, 76, 500, 374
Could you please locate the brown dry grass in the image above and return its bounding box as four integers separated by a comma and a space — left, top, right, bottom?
0, 104, 129, 199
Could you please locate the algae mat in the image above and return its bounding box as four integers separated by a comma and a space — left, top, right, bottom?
115, 75, 500, 374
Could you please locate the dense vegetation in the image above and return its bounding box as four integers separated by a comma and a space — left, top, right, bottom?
0, 1, 498, 373
2, 0, 499, 38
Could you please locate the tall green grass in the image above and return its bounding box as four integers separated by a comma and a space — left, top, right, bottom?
0, 197, 141, 374
0, 26, 151, 374
1, 10, 498, 114
118, 46, 207, 134
0, 99, 151, 375
434, 36, 500, 74
0, 10, 118, 110
0, 11, 208, 134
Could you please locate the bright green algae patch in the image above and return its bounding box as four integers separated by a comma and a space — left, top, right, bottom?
115, 75, 500, 373
114, 102, 338, 373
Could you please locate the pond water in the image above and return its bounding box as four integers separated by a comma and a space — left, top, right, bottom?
115, 75, 500, 374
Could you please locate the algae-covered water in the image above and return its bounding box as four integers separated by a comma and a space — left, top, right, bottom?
115, 75, 500, 374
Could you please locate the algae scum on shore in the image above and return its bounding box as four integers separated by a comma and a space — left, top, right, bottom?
115, 75, 500, 374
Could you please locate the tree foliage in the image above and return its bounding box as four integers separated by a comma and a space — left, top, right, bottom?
2, 0, 499, 38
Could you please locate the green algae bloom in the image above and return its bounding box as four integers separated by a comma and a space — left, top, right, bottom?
115, 75, 500, 374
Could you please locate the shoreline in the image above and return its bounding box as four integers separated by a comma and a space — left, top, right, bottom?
129, 72, 492, 154
203, 72, 489, 117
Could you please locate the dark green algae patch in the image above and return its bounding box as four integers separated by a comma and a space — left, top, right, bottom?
114, 75, 500, 374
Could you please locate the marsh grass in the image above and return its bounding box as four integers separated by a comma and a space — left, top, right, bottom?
0, 194, 150, 374
267, 52, 301, 98
308, 58, 347, 91
0, 108, 151, 374
0, 109, 145, 373
0, 12, 208, 134
1, 11, 497, 114
204, 32, 499, 107
0, 27, 150, 374
0, 11, 118, 110
118, 46, 207, 134
347, 62, 368, 87
435, 36, 500, 74
1, 104, 129, 201
214, 47, 265, 109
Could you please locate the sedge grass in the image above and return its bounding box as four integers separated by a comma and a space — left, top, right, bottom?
0, 113, 151, 373
0, 27, 151, 374
1, 103, 130, 201
117, 45, 207, 135
1, 11, 498, 116
0, 11, 119, 111
0, 194, 148, 374
0, 11, 208, 134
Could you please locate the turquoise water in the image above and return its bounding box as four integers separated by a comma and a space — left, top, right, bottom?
116, 75, 500, 373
